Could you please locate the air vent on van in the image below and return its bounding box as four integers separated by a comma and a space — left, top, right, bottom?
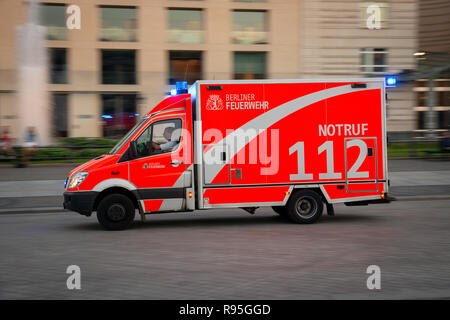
351, 83, 367, 88
206, 85, 223, 91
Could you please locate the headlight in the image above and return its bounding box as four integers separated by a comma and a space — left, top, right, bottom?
67, 171, 89, 189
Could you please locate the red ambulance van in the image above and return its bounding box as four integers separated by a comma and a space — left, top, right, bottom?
63, 79, 391, 230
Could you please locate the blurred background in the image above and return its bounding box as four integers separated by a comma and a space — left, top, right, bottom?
0, 0, 449, 162
1, 1, 450, 301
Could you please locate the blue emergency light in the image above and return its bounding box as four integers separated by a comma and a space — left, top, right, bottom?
385, 76, 397, 87
176, 81, 188, 94
169, 81, 188, 96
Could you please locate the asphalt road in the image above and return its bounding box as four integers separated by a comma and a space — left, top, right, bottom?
1, 199, 450, 299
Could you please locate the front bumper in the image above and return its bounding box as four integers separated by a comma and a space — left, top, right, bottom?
63, 191, 98, 216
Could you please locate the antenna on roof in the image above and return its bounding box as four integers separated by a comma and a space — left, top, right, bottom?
184, 62, 189, 84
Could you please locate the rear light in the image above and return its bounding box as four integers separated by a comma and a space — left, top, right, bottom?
188, 192, 193, 198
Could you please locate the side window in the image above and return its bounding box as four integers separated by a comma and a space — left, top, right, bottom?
151, 119, 182, 155
134, 118, 182, 158
135, 124, 152, 158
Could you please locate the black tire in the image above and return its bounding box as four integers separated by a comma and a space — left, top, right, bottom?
286, 190, 323, 224
272, 206, 288, 217
96, 194, 136, 230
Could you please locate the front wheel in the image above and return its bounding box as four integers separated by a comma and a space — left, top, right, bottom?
97, 194, 136, 230
286, 190, 323, 224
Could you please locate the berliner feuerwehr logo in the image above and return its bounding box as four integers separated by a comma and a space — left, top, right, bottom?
206, 95, 224, 111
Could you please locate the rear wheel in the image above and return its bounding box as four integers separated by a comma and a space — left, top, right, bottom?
97, 194, 136, 230
272, 206, 288, 217
286, 190, 323, 224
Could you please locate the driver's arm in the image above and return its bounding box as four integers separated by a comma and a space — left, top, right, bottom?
152, 141, 161, 150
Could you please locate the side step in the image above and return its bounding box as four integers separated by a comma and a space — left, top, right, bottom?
345, 195, 396, 206
241, 207, 259, 214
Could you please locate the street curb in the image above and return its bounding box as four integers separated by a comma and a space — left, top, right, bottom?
388, 157, 450, 160
0, 163, 79, 168
0, 207, 66, 214
394, 195, 450, 201
1, 195, 450, 215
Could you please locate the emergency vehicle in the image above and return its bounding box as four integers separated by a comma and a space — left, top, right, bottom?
63, 78, 392, 230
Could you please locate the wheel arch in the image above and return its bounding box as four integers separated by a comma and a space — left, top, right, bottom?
291, 186, 328, 204
93, 187, 139, 212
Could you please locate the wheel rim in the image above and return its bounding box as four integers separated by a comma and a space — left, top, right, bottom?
295, 196, 317, 219
107, 203, 126, 222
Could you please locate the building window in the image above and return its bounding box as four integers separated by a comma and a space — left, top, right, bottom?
168, 51, 202, 85
232, 10, 268, 44
49, 48, 68, 84
101, 94, 138, 137
51, 94, 68, 137
436, 80, 450, 88
101, 50, 136, 85
416, 80, 427, 88
439, 91, 450, 106
234, 52, 267, 79
417, 92, 427, 107
40, 4, 67, 40
360, 2, 389, 29
445, 111, 450, 130
100, 6, 137, 42
416, 90, 450, 107
417, 111, 426, 129
360, 48, 387, 73
168, 9, 203, 43
417, 111, 449, 130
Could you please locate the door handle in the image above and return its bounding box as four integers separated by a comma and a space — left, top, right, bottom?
170, 161, 183, 166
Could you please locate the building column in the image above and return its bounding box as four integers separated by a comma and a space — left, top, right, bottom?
68, 93, 101, 137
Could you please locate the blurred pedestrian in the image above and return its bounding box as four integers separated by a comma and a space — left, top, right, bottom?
1, 127, 14, 160
21, 126, 39, 166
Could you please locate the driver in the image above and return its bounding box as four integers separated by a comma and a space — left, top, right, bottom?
152, 126, 179, 152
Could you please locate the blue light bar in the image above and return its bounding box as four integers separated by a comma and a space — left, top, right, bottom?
176, 81, 188, 94
170, 88, 177, 96
386, 76, 397, 87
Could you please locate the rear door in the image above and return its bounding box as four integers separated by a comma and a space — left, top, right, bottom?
345, 137, 378, 192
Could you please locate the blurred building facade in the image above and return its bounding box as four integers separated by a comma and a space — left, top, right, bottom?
418, 0, 450, 53
0, 0, 420, 139
414, 0, 450, 132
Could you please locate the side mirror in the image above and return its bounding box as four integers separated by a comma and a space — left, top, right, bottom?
129, 141, 137, 159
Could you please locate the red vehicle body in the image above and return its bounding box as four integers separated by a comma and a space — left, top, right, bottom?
64, 79, 391, 230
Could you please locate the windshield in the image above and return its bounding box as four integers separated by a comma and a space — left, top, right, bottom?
108, 116, 149, 155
